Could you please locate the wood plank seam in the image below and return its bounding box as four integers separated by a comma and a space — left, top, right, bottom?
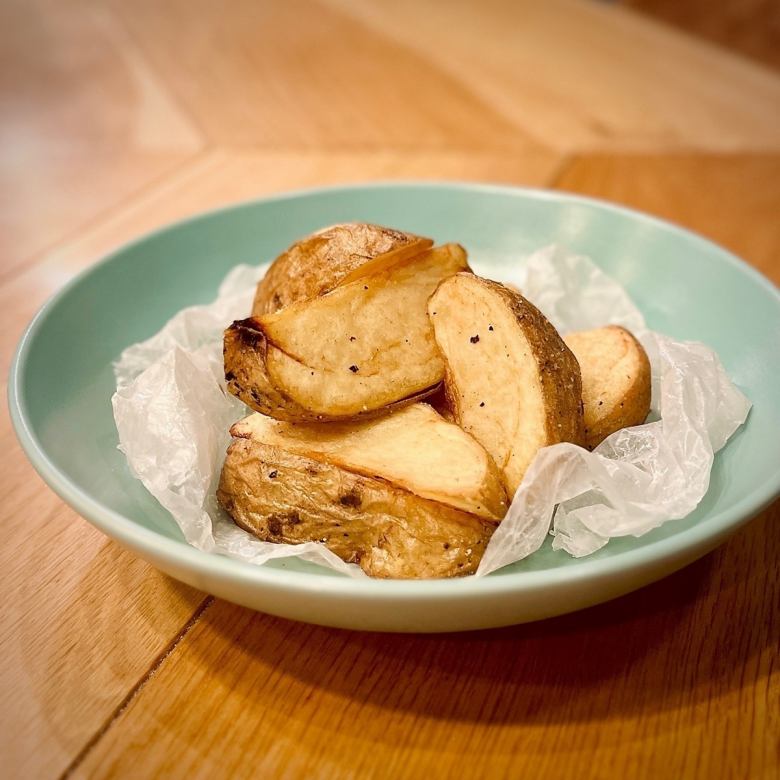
2, 147, 565, 293
59, 595, 215, 779
104, 5, 211, 153
0, 153, 208, 290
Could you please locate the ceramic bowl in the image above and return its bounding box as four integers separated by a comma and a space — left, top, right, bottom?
9, 183, 779, 632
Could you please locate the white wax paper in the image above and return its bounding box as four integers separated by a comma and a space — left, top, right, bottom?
112, 246, 751, 577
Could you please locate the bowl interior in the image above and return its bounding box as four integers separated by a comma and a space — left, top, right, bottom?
13, 184, 780, 578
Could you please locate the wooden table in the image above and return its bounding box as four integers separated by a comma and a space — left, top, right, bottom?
3, 1, 779, 777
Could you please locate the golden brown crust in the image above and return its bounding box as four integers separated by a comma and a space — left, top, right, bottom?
477, 277, 585, 450
224, 318, 314, 420
564, 325, 651, 450
226, 244, 468, 422
429, 273, 585, 495
217, 439, 494, 578
252, 223, 433, 315
224, 318, 440, 422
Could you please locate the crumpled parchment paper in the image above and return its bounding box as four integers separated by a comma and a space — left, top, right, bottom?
112, 246, 751, 577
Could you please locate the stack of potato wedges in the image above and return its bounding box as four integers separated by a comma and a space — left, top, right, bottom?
218, 224, 651, 578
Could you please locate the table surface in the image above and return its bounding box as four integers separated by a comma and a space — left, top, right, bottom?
2, 1, 779, 778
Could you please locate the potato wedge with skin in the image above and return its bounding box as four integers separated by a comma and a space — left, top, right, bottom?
217, 440, 494, 578
224, 319, 439, 422
564, 325, 651, 450
260, 243, 468, 371
429, 273, 585, 496
252, 223, 433, 315
231, 404, 508, 520
225, 243, 469, 421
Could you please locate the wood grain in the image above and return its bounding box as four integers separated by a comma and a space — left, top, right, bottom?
624, 0, 780, 72
0, 261, 206, 778
324, 0, 780, 153
0, 405, 206, 779
74, 506, 779, 779
41, 149, 563, 275
555, 154, 780, 283
0, 0, 201, 273
1, 0, 779, 777
109, 0, 541, 152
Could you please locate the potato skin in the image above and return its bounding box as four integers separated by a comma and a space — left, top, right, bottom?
226, 244, 467, 422
217, 439, 494, 579
224, 318, 318, 421
478, 277, 585, 452
565, 325, 651, 450
224, 318, 440, 422
428, 274, 584, 497
230, 405, 508, 521
252, 223, 433, 315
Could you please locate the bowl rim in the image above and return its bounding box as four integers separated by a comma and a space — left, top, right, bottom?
8, 180, 780, 600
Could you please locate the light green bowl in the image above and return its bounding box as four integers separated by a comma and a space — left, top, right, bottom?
9, 183, 780, 632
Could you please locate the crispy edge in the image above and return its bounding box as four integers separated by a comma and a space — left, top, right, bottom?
252, 223, 434, 315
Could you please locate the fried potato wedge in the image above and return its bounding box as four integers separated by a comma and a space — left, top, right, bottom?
224, 318, 438, 422
217, 439, 494, 578
253, 223, 433, 315
231, 404, 508, 520
225, 243, 469, 421
564, 325, 651, 450
429, 273, 585, 496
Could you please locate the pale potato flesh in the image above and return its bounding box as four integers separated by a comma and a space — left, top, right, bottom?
263, 346, 439, 417
260, 243, 468, 372
217, 440, 494, 578
224, 319, 439, 423
564, 325, 651, 450
252, 223, 433, 315
429, 273, 584, 496
225, 243, 469, 420
231, 404, 508, 520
